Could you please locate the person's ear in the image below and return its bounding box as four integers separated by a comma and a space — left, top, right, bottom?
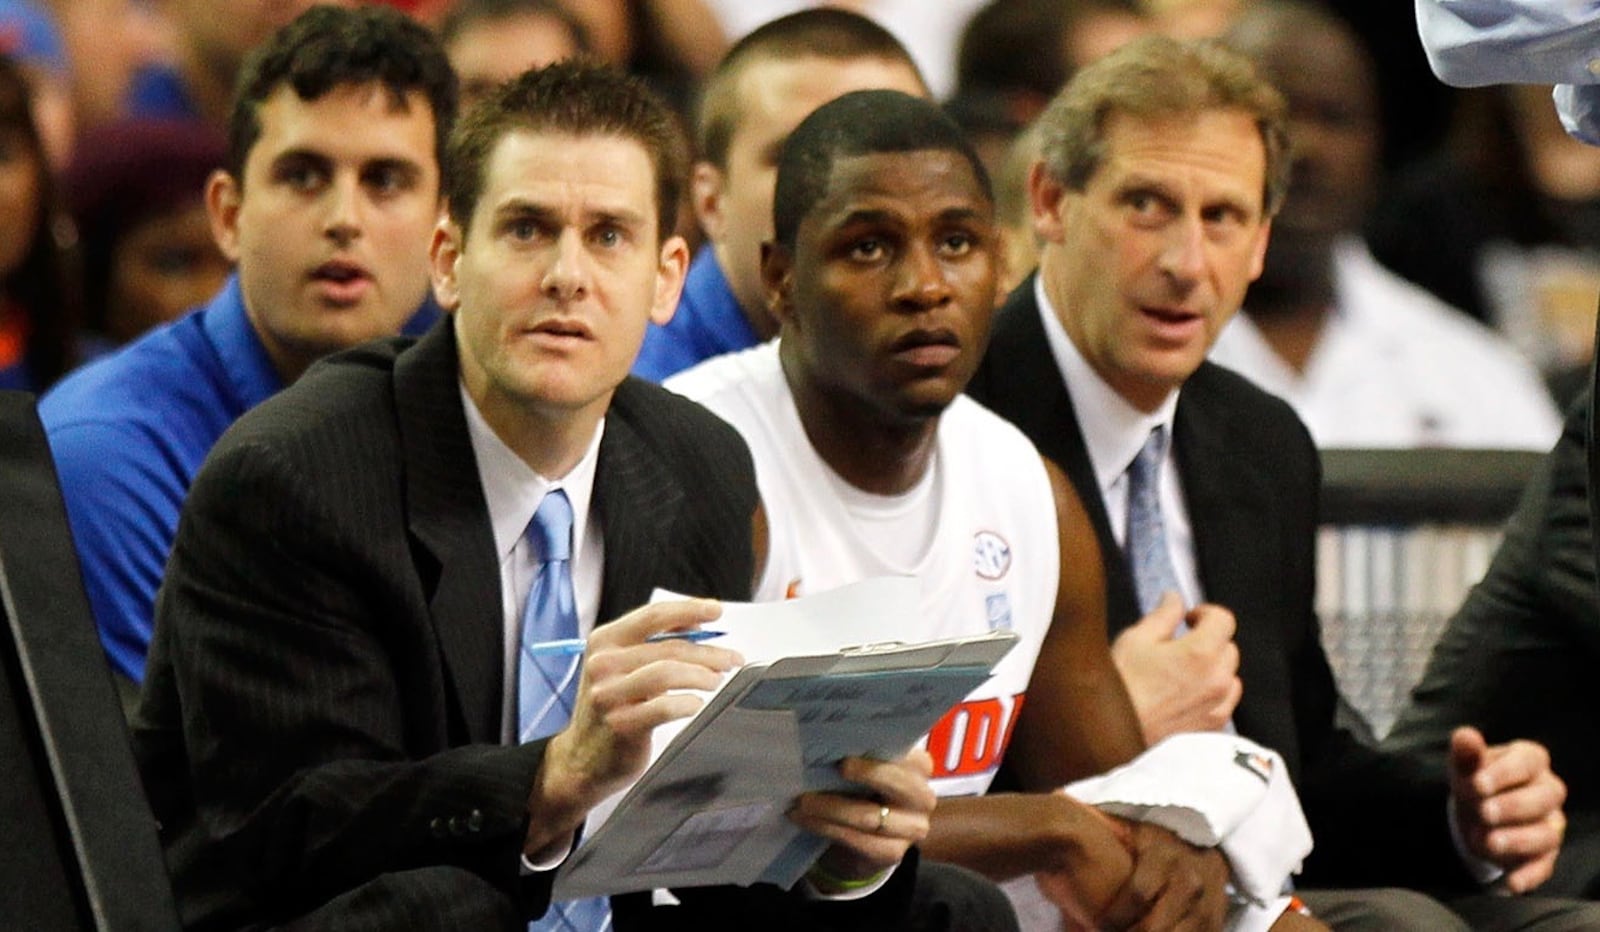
429, 218, 464, 312
760, 240, 796, 328
691, 161, 726, 242
993, 229, 1015, 308
1247, 216, 1273, 282
1030, 160, 1072, 244
650, 233, 691, 326
204, 170, 243, 262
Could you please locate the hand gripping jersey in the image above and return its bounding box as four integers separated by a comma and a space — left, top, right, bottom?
668, 343, 1058, 797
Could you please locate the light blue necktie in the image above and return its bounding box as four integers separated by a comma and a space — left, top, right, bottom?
516, 490, 611, 932
1125, 428, 1236, 735
1124, 426, 1184, 616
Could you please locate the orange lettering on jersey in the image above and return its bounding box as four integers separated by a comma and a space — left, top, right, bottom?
925, 692, 1025, 778
1000, 692, 1025, 754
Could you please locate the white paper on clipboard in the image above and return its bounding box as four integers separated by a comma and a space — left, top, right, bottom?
553, 577, 1016, 899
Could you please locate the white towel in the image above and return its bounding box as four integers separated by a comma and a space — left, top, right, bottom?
1000, 879, 1295, 932
1002, 732, 1313, 931
1063, 732, 1310, 902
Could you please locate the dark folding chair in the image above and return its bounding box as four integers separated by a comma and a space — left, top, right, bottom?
0, 390, 179, 929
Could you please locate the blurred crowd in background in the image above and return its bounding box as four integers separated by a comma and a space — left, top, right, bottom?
0, 0, 1587, 448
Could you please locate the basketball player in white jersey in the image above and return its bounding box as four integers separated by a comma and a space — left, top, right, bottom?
667, 88, 1273, 932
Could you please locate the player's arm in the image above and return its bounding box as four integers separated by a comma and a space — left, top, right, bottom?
1012, 458, 1228, 932
751, 498, 769, 594
1009, 456, 1145, 788
925, 791, 1133, 922
922, 457, 1141, 911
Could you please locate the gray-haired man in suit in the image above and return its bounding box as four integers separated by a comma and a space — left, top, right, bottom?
968, 33, 1585, 932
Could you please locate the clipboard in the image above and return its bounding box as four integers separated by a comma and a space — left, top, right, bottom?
553, 628, 1018, 898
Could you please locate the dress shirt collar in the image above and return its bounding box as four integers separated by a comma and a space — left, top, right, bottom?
459, 382, 603, 562
1034, 274, 1179, 493
203, 272, 441, 415
201, 273, 285, 413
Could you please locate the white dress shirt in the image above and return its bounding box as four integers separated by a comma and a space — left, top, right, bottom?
1209, 239, 1561, 451
459, 384, 607, 745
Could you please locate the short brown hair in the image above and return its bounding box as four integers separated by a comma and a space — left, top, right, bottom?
1036, 33, 1290, 216
439, 0, 589, 53
444, 59, 688, 239
695, 8, 925, 169
230, 5, 457, 184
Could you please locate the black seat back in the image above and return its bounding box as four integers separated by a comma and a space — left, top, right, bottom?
0, 391, 179, 930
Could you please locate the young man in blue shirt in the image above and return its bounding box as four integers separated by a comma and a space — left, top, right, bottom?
630, 8, 926, 382
40, 5, 452, 688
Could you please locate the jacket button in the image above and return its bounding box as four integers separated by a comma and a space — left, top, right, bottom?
467, 809, 484, 833
429, 817, 446, 839
448, 816, 465, 836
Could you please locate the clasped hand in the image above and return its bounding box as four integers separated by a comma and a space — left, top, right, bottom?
1033, 793, 1229, 932
1112, 593, 1242, 744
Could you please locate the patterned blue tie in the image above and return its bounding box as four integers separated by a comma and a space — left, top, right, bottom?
519, 489, 580, 744
517, 490, 611, 932
1124, 426, 1184, 616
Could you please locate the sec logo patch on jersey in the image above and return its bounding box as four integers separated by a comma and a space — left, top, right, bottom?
986, 592, 1013, 631
973, 530, 1012, 580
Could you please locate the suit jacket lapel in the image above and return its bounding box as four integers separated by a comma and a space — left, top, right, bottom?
394, 322, 504, 744
980, 280, 1302, 758
594, 381, 685, 625
1172, 372, 1290, 751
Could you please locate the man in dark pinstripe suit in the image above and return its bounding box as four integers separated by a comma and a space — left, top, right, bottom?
132, 62, 954, 931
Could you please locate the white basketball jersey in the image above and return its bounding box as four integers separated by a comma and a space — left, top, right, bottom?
668, 343, 1059, 797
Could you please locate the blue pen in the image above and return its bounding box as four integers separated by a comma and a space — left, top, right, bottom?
649, 629, 726, 644
523, 630, 726, 657
523, 637, 587, 657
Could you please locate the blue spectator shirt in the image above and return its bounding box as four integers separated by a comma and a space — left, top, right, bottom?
632, 247, 761, 382
0, 361, 30, 390
39, 275, 439, 682
123, 63, 200, 121
1416, 0, 1600, 144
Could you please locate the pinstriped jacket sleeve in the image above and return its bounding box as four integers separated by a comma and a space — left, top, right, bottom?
140, 425, 553, 928
135, 335, 769, 929
134, 329, 560, 929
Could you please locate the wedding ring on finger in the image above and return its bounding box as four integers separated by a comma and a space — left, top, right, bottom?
876, 804, 890, 834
